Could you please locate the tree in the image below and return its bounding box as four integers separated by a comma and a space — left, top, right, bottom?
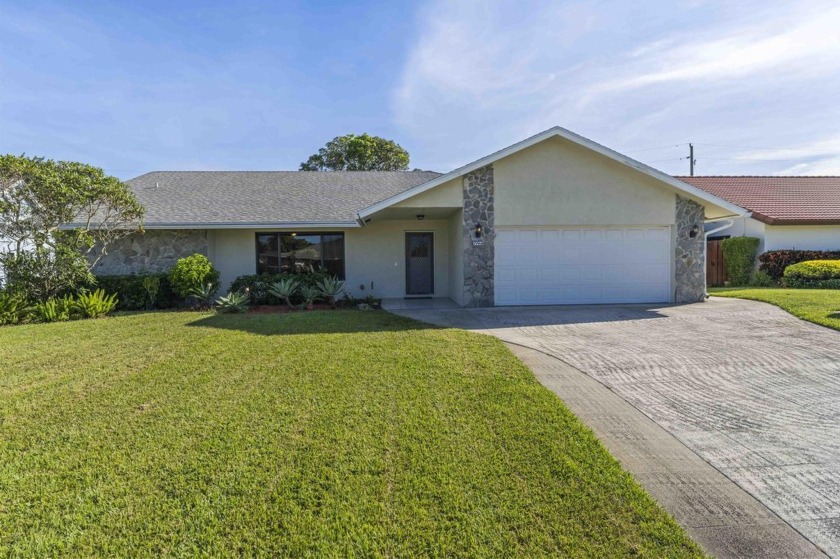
0, 155, 144, 300
299, 133, 410, 171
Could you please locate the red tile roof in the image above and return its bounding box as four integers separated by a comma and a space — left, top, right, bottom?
676, 176, 840, 225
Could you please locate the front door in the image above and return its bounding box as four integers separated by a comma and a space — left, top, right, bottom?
405, 232, 434, 295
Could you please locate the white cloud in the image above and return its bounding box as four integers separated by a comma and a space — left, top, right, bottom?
393, 0, 840, 175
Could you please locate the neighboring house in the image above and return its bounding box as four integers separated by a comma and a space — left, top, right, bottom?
91, 127, 747, 307
681, 176, 840, 252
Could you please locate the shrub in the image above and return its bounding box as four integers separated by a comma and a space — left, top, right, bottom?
721, 237, 760, 286
169, 254, 220, 299
783, 260, 840, 288
32, 296, 74, 323
73, 289, 119, 319
93, 274, 177, 310
0, 291, 29, 325
759, 250, 840, 281
230, 272, 331, 305
142, 276, 161, 308
215, 291, 250, 313
749, 269, 777, 288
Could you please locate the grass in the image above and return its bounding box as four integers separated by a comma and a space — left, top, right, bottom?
710, 287, 840, 331
0, 311, 703, 558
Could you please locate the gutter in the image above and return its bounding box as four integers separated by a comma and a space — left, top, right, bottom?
61, 221, 360, 230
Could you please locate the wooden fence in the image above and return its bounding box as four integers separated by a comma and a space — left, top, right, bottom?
706, 239, 729, 287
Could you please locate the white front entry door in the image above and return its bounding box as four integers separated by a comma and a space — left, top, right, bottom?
494, 227, 672, 306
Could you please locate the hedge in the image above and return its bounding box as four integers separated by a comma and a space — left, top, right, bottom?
759, 250, 840, 281
229, 272, 333, 305
93, 273, 179, 310
721, 237, 760, 286
783, 260, 840, 289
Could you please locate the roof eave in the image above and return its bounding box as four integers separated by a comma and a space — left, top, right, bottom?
357, 126, 749, 219
61, 221, 360, 230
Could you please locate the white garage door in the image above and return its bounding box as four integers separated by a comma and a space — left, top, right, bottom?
495, 227, 671, 306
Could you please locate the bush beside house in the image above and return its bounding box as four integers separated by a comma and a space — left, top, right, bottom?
720, 237, 760, 286
783, 260, 840, 289
760, 250, 840, 281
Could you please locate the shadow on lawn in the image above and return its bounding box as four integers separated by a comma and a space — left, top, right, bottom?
186, 309, 435, 336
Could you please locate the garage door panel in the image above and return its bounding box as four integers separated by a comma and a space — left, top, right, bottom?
495, 226, 671, 306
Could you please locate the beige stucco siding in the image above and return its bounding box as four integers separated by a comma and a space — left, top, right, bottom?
345, 219, 451, 299
210, 221, 452, 299
447, 210, 464, 305
494, 137, 676, 227
394, 177, 461, 208
212, 229, 257, 290
764, 224, 840, 252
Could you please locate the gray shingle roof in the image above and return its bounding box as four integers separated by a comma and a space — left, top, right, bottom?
126, 170, 443, 227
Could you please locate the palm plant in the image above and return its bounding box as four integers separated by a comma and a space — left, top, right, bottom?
268, 277, 300, 308
316, 275, 345, 308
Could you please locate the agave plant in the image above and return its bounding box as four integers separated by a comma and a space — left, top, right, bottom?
298, 284, 321, 309
316, 275, 345, 308
188, 282, 219, 310
268, 277, 300, 308
215, 291, 250, 313
73, 289, 119, 319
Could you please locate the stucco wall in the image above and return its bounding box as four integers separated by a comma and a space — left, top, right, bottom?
493, 137, 676, 227
395, 177, 461, 208
448, 209, 464, 305
705, 218, 840, 253
209, 221, 452, 299
764, 225, 840, 251
344, 219, 451, 299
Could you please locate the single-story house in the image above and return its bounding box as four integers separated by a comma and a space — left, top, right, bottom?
681, 176, 840, 252
92, 126, 748, 307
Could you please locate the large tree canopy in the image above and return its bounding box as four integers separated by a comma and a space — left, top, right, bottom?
0, 155, 144, 299
299, 133, 410, 171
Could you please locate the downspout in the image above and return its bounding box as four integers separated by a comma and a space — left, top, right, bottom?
703, 218, 734, 298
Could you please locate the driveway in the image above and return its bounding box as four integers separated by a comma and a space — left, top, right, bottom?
391, 297, 840, 557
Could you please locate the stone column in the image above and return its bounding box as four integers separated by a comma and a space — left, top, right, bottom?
462, 165, 495, 307
674, 195, 706, 303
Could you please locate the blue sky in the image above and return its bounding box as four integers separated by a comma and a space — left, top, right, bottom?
1, 0, 838, 179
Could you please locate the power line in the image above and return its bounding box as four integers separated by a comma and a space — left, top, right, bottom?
627, 143, 688, 153
692, 142, 823, 152
647, 157, 688, 164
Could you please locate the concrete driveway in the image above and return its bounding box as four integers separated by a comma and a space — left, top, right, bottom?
392, 297, 840, 557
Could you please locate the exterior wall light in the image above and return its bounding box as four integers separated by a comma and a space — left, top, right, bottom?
474, 223, 483, 238
416, 214, 425, 221
689, 224, 699, 238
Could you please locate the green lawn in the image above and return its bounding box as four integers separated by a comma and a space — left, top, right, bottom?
711, 287, 840, 331
0, 311, 702, 558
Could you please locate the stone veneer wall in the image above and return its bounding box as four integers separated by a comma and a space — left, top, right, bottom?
92, 229, 209, 275
462, 165, 495, 307
674, 195, 706, 303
